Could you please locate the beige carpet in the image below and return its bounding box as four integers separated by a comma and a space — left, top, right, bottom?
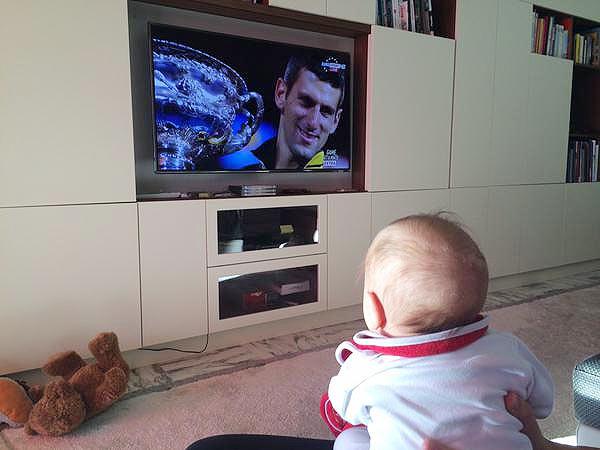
2, 284, 600, 449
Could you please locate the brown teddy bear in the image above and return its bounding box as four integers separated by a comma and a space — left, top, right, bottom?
24, 332, 130, 436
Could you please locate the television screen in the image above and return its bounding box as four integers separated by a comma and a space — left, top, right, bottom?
149, 23, 352, 173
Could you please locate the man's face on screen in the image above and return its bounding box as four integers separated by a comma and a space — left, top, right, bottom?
275, 68, 343, 162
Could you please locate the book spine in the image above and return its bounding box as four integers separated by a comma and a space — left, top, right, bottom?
566, 143, 573, 183
408, 0, 415, 32
399, 1, 409, 31
421, 0, 430, 35
386, 0, 394, 27
541, 17, 548, 54
427, 0, 434, 35
414, 0, 422, 33
537, 18, 544, 53
532, 11, 538, 52
546, 15, 554, 55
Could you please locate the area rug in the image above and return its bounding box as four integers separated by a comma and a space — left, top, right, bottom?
2, 271, 600, 449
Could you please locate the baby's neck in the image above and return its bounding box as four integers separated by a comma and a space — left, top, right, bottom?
382, 314, 482, 338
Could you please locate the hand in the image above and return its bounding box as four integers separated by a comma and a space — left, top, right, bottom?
504, 392, 596, 450
422, 392, 597, 450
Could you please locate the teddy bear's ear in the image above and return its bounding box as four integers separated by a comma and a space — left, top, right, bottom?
0, 377, 33, 427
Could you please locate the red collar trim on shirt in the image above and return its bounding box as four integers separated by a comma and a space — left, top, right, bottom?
350, 323, 488, 358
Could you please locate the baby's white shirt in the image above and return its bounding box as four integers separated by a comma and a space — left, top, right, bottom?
328, 316, 554, 450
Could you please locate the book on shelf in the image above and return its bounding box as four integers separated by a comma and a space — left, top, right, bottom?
376, 0, 434, 35
574, 28, 600, 66
532, 12, 571, 59
567, 138, 600, 183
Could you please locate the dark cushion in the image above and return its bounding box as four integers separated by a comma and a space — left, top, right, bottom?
574, 353, 600, 428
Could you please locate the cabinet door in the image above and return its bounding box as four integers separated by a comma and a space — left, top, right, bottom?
0, 204, 140, 374
519, 184, 565, 272
449, 187, 489, 258
487, 187, 522, 278
327, 193, 372, 309
208, 255, 327, 332
1, 1, 135, 207
451, 0, 497, 187
269, 0, 326, 15
368, 27, 454, 191
371, 189, 451, 236
327, 0, 375, 24
138, 200, 208, 347
525, 55, 573, 184
206, 196, 327, 267
489, 0, 532, 186
563, 183, 600, 264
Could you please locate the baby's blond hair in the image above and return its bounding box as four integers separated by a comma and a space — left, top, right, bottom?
364, 213, 489, 334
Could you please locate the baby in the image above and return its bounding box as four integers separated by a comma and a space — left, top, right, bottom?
320, 213, 554, 450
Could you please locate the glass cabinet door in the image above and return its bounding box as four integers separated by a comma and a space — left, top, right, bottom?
208, 254, 327, 332
217, 206, 318, 254
218, 264, 318, 320
207, 196, 327, 267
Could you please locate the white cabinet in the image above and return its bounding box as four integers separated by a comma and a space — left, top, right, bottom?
525, 54, 573, 184
519, 184, 565, 272
0, 0, 135, 207
0, 203, 141, 374
452, 0, 572, 188
371, 189, 451, 236
563, 183, 600, 264
269, 0, 376, 22
486, 187, 522, 278
207, 255, 327, 332
450, 0, 497, 187
449, 187, 490, 257
138, 200, 208, 347
368, 26, 454, 191
268, 0, 326, 15
206, 196, 327, 267
327, 0, 376, 23
489, 0, 532, 186
327, 192, 372, 309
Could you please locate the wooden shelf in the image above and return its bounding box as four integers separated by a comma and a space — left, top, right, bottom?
137, 0, 370, 37
574, 63, 600, 73
135, 0, 370, 193
570, 132, 600, 140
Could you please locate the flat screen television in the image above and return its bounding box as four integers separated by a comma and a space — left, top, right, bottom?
149, 23, 352, 174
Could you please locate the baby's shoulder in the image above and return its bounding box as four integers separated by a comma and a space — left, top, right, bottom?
471, 329, 535, 362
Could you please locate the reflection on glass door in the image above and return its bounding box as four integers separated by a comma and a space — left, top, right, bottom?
217, 206, 318, 254
218, 264, 318, 319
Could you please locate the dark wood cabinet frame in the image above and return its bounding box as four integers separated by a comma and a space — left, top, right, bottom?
137, 0, 371, 191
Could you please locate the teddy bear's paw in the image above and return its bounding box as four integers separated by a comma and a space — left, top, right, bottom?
27, 379, 86, 437
88, 332, 130, 376
43, 351, 86, 381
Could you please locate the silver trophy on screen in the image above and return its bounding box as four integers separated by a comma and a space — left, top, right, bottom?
152, 39, 264, 170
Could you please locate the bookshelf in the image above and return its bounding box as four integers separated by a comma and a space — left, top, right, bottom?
570, 14, 600, 183
375, 0, 456, 39
532, 5, 600, 183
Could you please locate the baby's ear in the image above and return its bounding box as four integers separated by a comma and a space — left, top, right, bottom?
364, 291, 386, 332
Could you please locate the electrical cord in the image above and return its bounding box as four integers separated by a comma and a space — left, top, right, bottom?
140, 333, 209, 354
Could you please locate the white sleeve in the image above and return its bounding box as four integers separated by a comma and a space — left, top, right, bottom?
513, 337, 554, 419
333, 427, 370, 450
